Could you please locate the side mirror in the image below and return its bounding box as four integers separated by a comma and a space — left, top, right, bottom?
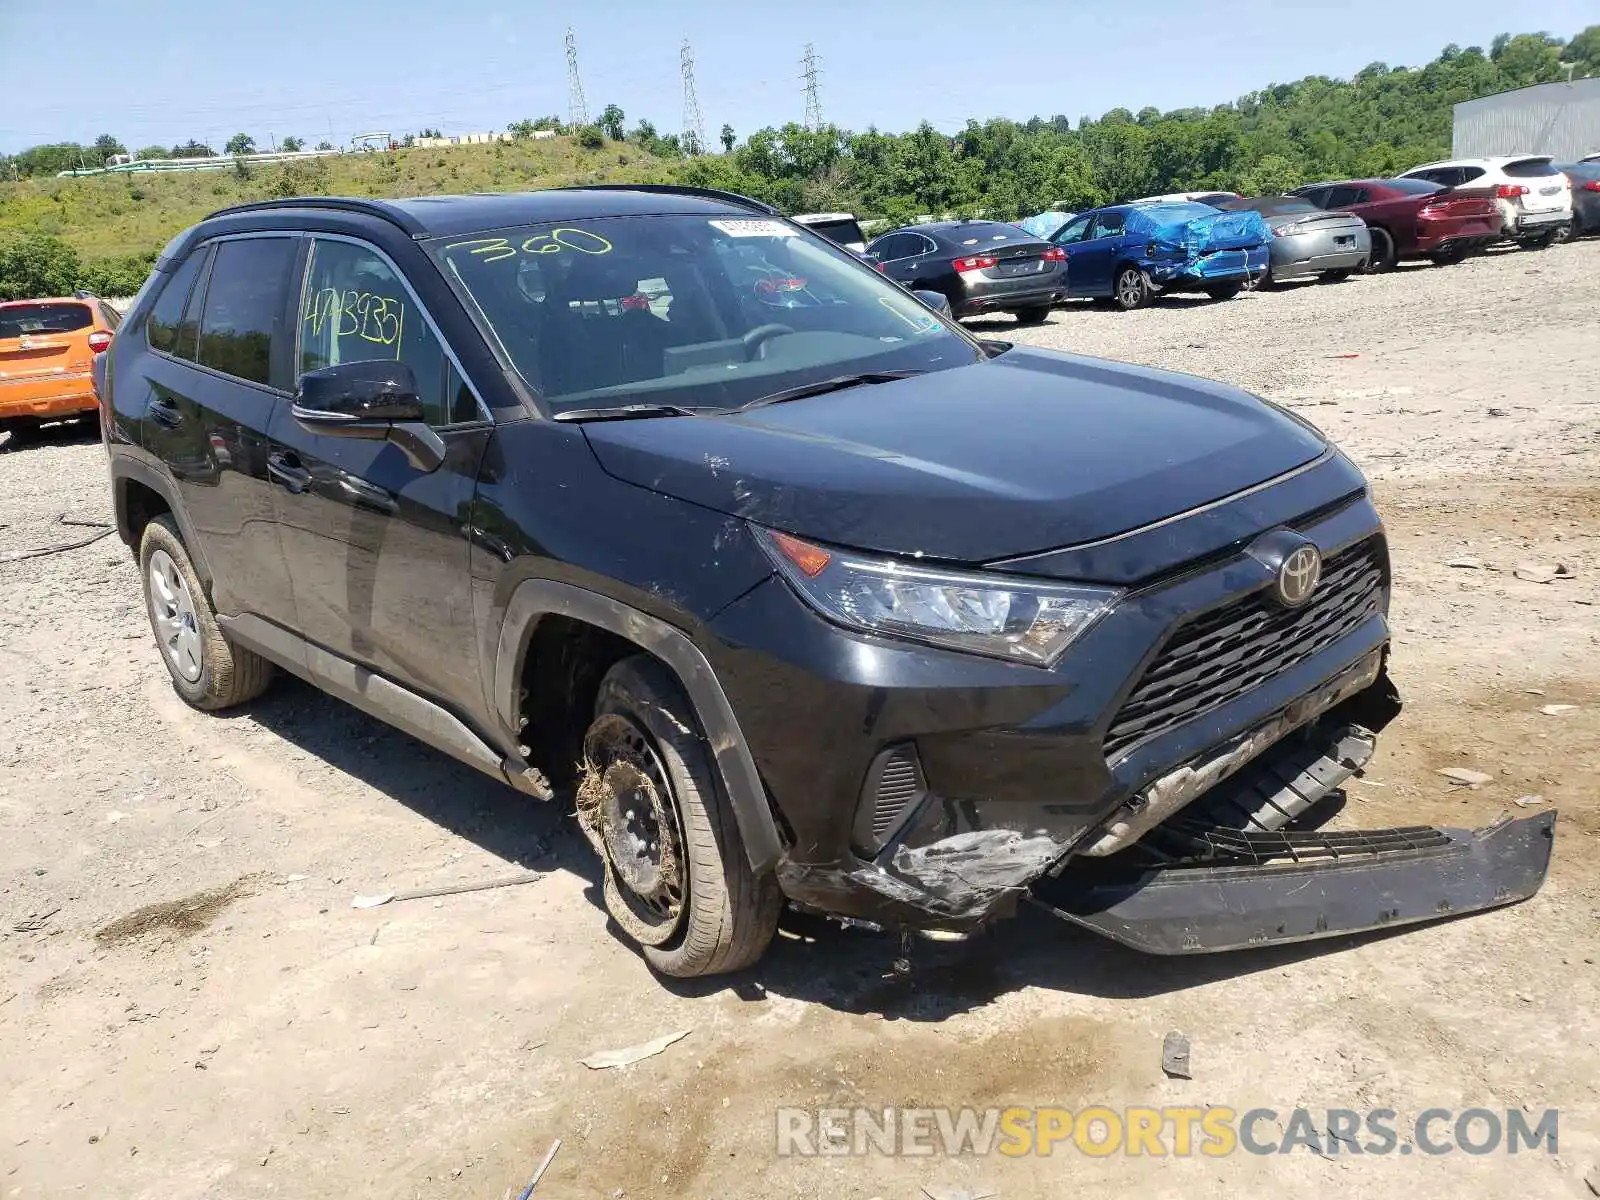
911, 289, 952, 316
293, 360, 445, 472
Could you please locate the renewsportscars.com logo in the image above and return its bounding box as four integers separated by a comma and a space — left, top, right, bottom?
775, 1106, 1559, 1158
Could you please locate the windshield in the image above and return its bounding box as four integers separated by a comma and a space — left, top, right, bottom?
0, 302, 92, 339
428, 214, 980, 412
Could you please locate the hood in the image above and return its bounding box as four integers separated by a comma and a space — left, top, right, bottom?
581, 347, 1328, 564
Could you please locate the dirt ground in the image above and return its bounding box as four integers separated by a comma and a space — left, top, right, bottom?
2, 241, 1598, 1200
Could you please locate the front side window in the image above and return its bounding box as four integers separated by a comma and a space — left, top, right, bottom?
297, 238, 476, 426
1052, 215, 1092, 244
429, 214, 980, 411
197, 238, 295, 386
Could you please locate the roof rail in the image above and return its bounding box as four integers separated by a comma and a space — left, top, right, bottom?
548, 183, 780, 216
72, 289, 102, 301
202, 196, 428, 237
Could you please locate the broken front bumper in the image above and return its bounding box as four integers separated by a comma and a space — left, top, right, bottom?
1030, 811, 1555, 953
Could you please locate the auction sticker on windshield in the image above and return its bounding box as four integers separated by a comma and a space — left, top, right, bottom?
710, 219, 798, 238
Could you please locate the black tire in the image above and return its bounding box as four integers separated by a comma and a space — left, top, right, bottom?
1551, 222, 1576, 245
1319, 269, 1354, 283
580, 655, 781, 978
1520, 230, 1558, 250
138, 516, 274, 711
1430, 247, 1468, 266
1, 418, 40, 447
1011, 304, 1051, 325
1362, 228, 1396, 273
1111, 265, 1150, 311
1205, 282, 1243, 301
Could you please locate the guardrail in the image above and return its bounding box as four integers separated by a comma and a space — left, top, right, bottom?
56, 148, 344, 178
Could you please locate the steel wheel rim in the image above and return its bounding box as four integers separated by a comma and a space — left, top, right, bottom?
148, 549, 203, 683
1117, 271, 1141, 306
582, 713, 687, 945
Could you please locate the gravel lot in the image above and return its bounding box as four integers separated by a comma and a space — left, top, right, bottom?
2, 241, 1597, 1200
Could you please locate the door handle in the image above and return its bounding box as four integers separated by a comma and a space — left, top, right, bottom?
266, 451, 312, 494
336, 474, 398, 515
146, 396, 182, 429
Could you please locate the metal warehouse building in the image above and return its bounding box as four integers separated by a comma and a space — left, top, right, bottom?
1453, 78, 1600, 160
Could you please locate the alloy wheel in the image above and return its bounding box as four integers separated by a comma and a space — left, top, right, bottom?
147, 548, 203, 683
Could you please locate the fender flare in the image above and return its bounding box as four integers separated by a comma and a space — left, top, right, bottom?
108, 456, 214, 588
492, 580, 784, 875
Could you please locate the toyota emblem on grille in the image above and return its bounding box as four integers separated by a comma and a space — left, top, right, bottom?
1275, 545, 1322, 608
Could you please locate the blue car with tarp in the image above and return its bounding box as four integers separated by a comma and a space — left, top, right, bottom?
1049, 202, 1271, 310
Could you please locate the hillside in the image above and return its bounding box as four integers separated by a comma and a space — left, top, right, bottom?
0, 137, 680, 292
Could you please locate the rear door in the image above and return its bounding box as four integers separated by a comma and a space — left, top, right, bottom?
138, 235, 301, 626
0, 301, 95, 409
267, 234, 493, 716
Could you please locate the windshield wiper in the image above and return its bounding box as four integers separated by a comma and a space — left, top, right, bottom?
553, 402, 702, 423
734, 370, 925, 412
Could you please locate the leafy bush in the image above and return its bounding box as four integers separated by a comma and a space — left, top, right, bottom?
0, 235, 82, 300
80, 250, 158, 297
577, 126, 605, 150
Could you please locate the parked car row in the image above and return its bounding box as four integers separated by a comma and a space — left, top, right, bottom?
821, 154, 1590, 318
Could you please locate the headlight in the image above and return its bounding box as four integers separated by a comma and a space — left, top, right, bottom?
759, 530, 1118, 666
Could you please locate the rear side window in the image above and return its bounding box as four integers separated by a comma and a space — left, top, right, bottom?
0, 302, 92, 338
1325, 186, 1365, 207
1504, 159, 1559, 178
1089, 211, 1127, 238
197, 238, 295, 386
1457, 166, 1486, 183
146, 251, 207, 355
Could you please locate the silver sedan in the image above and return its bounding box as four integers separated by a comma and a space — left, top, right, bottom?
1221, 196, 1371, 283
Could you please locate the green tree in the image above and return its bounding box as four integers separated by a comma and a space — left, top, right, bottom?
170, 140, 213, 158
93, 134, 127, 163
0, 235, 83, 301
225, 132, 256, 156
720, 123, 736, 153
1568, 24, 1600, 73
577, 125, 606, 149
599, 104, 626, 141
135, 145, 170, 160
280, 135, 304, 152
315, 140, 335, 151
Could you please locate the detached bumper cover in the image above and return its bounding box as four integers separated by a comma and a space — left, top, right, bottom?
1030, 811, 1555, 953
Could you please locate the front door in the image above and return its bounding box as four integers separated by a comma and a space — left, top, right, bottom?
138, 235, 300, 628
1050, 215, 1094, 297
1070, 211, 1130, 297
267, 235, 492, 718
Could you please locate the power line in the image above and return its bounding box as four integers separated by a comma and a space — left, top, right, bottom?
565, 27, 590, 128
680, 39, 706, 156
801, 43, 823, 131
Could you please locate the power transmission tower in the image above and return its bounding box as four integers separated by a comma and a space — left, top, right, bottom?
680, 39, 706, 156
565, 28, 590, 128
801, 43, 823, 130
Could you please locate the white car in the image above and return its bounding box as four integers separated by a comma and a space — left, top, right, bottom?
1398, 156, 1572, 245
790, 212, 867, 254
1129, 190, 1241, 206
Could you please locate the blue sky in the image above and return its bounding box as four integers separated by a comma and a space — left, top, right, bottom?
1, 0, 1594, 153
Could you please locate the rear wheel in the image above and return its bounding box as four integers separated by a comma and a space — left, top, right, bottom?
0, 418, 40, 447
577, 656, 781, 978
1362, 228, 1396, 273
139, 516, 275, 710
1011, 304, 1051, 325
1430, 246, 1468, 266
1552, 222, 1577, 244
1204, 282, 1243, 301
1112, 265, 1150, 311
1520, 228, 1559, 250
1319, 269, 1354, 283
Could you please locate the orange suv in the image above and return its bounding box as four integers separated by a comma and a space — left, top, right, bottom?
0, 292, 120, 440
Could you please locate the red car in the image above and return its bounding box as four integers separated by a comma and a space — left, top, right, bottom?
1287, 178, 1501, 271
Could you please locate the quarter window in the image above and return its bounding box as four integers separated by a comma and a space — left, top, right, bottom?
298, 238, 476, 426
196, 238, 295, 386
146, 248, 207, 357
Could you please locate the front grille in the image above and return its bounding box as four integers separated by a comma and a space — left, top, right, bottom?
1104, 538, 1385, 760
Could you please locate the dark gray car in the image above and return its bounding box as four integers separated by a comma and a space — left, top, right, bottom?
867, 221, 1066, 322
1556, 162, 1600, 236
1220, 196, 1371, 283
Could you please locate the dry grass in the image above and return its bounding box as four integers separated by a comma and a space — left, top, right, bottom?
0, 137, 677, 266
